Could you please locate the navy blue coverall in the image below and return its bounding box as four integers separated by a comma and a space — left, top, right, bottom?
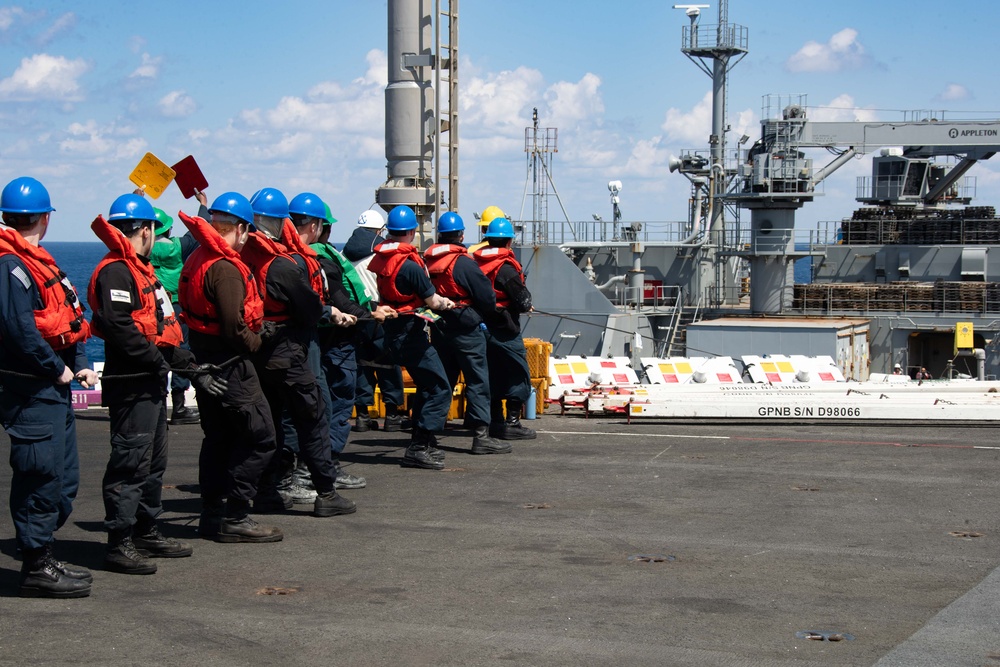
0, 253, 89, 552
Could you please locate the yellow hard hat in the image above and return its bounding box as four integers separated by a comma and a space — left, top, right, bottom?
479, 205, 505, 226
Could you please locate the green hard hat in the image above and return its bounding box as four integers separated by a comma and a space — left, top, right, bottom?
323, 202, 337, 227
153, 207, 173, 235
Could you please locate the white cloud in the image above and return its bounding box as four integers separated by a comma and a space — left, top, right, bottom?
358, 48, 387, 87
809, 94, 878, 122
937, 83, 970, 102
661, 94, 754, 144
128, 36, 146, 54
159, 90, 196, 118
129, 52, 161, 79
462, 66, 545, 137
786, 28, 866, 73
0, 7, 26, 31
58, 119, 147, 163
37, 12, 75, 46
622, 136, 669, 177
0, 53, 88, 101
545, 72, 604, 126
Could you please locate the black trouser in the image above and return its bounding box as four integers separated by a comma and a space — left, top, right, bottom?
432, 322, 491, 426
485, 328, 532, 420
383, 317, 451, 433
355, 321, 405, 411
103, 396, 167, 534
257, 353, 336, 494
194, 357, 276, 504
168, 302, 192, 393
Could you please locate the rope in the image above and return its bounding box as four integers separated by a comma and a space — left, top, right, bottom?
0, 355, 242, 383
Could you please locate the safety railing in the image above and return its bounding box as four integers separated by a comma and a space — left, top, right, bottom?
518, 219, 701, 246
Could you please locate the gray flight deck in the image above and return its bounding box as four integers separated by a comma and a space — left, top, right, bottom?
1, 410, 999, 666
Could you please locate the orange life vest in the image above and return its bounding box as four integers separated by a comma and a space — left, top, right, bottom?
0, 227, 90, 350
176, 211, 264, 335
473, 246, 524, 309
368, 241, 427, 313
279, 218, 327, 299
423, 243, 472, 306
87, 215, 184, 348
240, 232, 293, 322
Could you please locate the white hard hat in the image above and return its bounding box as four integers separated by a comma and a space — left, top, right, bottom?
894, 363, 901, 369
357, 210, 385, 229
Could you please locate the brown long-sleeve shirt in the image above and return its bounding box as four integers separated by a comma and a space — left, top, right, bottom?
188, 259, 261, 356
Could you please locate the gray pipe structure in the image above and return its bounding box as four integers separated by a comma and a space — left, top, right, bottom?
377, 0, 437, 241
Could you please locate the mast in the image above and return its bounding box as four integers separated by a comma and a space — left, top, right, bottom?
675, 2, 747, 303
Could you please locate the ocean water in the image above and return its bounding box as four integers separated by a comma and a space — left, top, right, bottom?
794, 254, 812, 284
45, 242, 107, 365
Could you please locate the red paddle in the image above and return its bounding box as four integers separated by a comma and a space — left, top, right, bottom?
171, 155, 209, 199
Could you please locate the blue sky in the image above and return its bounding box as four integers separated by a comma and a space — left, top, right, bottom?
3, 1, 1000, 242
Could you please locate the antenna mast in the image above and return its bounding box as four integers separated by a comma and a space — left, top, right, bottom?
519, 107, 571, 244
674, 1, 748, 303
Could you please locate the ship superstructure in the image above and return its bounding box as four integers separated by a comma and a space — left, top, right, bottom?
378, 0, 1000, 382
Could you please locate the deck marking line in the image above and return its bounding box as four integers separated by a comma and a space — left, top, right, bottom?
735, 435, 997, 450
540, 430, 730, 440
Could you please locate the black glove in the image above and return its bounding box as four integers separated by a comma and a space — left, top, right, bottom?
259, 321, 278, 341
191, 364, 228, 397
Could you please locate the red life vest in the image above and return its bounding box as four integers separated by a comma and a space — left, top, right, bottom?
87, 215, 184, 348
240, 232, 293, 322
176, 211, 264, 335
0, 227, 90, 350
423, 243, 472, 306
368, 241, 427, 312
473, 246, 524, 309
279, 218, 327, 299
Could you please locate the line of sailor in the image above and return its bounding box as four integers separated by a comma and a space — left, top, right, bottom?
0, 175, 534, 599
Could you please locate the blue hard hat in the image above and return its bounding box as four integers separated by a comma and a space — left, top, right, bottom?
0, 176, 55, 214
209, 192, 254, 226
250, 187, 289, 219
437, 211, 464, 233
109, 193, 156, 222
386, 205, 418, 232
288, 192, 326, 220
483, 217, 515, 239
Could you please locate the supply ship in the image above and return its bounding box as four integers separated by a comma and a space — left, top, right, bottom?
368, 0, 1000, 423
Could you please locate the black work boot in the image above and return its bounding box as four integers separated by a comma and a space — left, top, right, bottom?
352, 413, 377, 432
198, 497, 226, 538
471, 425, 513, 455
495, 402, 536, 440
133, 524, 194, 558
314, 490, 357, 517
170, 389, 200, 425
217, 500, 283, 543
382, 411, 411, 432
334, 465, 367, 490
105, 531, 157, 575
402, 429, 445, 470
44, 544, 93, 582
19, 547, 92, 599
253, 485, 292, 513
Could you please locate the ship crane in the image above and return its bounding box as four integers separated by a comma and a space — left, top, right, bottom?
748, 112, 1000, 203
732, 103, 1000, 314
